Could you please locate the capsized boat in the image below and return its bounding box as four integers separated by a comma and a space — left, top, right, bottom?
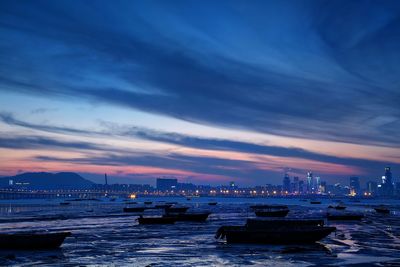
215, 218, 334, 244
137, 216, 176, 224
163, 212, 211, 222
0, 231, 71, 250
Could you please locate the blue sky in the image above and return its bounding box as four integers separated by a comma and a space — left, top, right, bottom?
0, 0, 399, 185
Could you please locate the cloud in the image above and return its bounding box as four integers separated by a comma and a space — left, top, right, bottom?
0, 0, 399, 148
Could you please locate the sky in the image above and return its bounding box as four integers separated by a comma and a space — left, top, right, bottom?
0, 0, 399, 186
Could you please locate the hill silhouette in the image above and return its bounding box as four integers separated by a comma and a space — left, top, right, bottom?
0, 172, 94, 189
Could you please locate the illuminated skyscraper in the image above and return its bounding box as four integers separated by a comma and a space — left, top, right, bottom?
307, 171, 313, 193
350, 176, 360, 195
381, 167, 394, 196
283, 173, 291, 193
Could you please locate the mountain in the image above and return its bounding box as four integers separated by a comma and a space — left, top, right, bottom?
0, 172, 94, 190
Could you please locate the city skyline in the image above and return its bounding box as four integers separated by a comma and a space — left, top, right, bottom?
1, 1, 400, 186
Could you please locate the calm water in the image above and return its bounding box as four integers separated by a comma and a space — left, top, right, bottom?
0, 197, 399, 266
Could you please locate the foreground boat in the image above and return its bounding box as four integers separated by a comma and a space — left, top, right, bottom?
216, 218, 334, 244
163, 212, 211, 222
123, 207, 146, 212
215, 225, 336, 244
0, 232, 71, 250
165, 206, 190, 213
250, 205, 288, 210
374, 206, 390, 214
255, 209, 289, 217
137, 216, 176, 224
327, 212, 364, 220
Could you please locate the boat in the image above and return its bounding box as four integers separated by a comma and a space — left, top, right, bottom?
246, 218, 325, 229
208, 202, 217, 206
155, 204, 173, 209
215, 226, 336, 244
255, 209, 289, 217
59, 202, 70, 206
164, 212, 211, 222
250, 204, 288, 210
327, 212, 364, 220
165, 206, 189, 213
215, 218, 334, 244
374, 206, 390, 214
310, 200, 321, 204
328, 204, 346, 210
144, 201, 153, 205
0, 232, 71, 250
137, 216, 176, 224
123, 207, 146, 212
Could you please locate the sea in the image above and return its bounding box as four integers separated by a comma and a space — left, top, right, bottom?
0, 197, 399, 266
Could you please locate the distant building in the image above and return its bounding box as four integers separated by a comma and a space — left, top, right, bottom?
349, 177, 360, 195
298, 180, 305, 194
156, 178, 177, 191
380, 167, 394, 196
315, 176, 321, 193
283, 173, 291, 193
320, 181, 327, 194
366, 181, 377, 195
307, 171, 313, 193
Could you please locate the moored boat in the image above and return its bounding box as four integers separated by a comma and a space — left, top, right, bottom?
374, 206, 390, 214
165, 206, 190, 213
327, 212, 364, 220
164, 212, 211, 222
0, 232, 71, 250
250, 204, 288, 210
255, 209, 289, 217
215, 226, 336, 244
246, 218, 325, 229
137, 216, 176, 224
123, 207, 146, 212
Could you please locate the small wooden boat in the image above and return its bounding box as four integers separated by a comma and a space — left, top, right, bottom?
155, 204, 173, 209
164, 212, 211, 222
250, 204, 288, 210
215, 226, 335, 244
208, 202, 217, 206
374, 206, 390, 214
255, 209, 289, 217
123, 207, 146, 212
0, 232, 71, 250
246, 218, 325, 229
137, 216, 176, 224
165, 206, 189, 213
328, 204, 346, 210
144, 201, 153, 205
327, 212, 364, 220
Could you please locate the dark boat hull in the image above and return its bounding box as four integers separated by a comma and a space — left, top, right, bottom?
374, 208, 390, 214
164, 212, 211, 222
327, 214, 364, 220
138, 217, 176, 224
208, 202, 217, 206
250, 205, 288, 210
216, 226, 335, 244
165, 207, 189, 213
246, 218, 325, 229
0, 232, 71, 250
123, 207, 146, 212
255, 209, 289, 217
